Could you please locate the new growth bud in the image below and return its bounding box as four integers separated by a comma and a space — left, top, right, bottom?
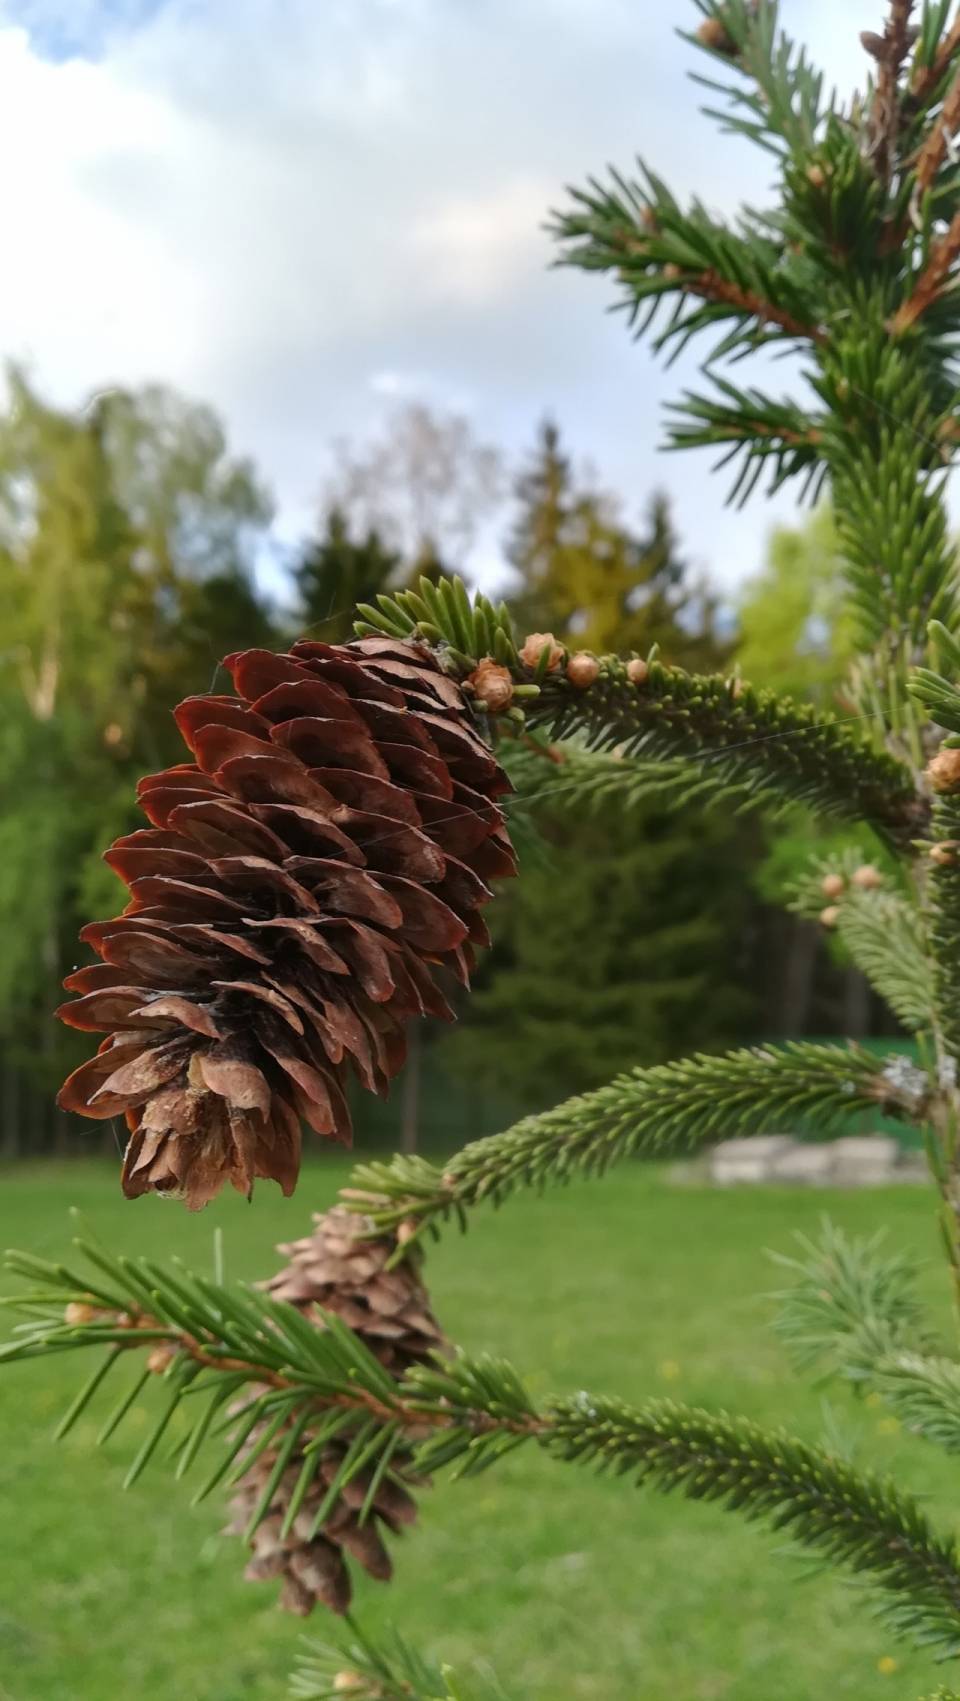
146, 1342, 179, 1375
566, 653, 600, 688
64, 1302, 98, 1326
820, 874, 845, 899
519, 633, 563, 671
927, 748, 960, 791
467, 659, 513, 713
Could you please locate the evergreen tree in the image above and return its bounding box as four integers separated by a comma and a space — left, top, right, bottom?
21, 5, 960, 1698
294, 507, 401, 646
0, 372, 276, 1140
736, 504, 857, 706
508, 420, 727, 669
446, 436, 757, 1106
445, 788, 761, 1106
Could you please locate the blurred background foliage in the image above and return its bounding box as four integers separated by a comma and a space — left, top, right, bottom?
0, 373, 904, 1154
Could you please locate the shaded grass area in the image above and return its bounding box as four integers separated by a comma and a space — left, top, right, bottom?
0, 1158, 958, 1700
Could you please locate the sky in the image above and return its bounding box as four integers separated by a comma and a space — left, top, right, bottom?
0, 0, 918, 602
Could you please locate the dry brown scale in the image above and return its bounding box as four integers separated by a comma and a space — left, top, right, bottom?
226, 1205, 449, 1616
55, 639, 516, 1208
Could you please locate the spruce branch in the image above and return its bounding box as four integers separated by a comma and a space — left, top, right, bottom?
525, 657, 919, 843
549, 166, 822, 363
10, 1234, 960, 1658
766, 1221, 960, 1463
863, 0, 920, 186
500, 740, 753, 826
358, 583, 920, 837
541, 1392, 960, 1655
892, 209, 960, 332
342, 1043, 900, 1243
922, 789, 960, 1059
0, 1235, 422, 1533
910, 3, 960, 108
666, 379, 825, 504
789, 858, 935, 1032
687, 0, 828, 158
769, 1219, 940, 1383
290, 1624, 511, 1701
870, 1353, 960, 1454
911, 63, 960, 192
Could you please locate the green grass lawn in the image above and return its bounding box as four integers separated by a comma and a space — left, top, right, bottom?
0, 1159, 957, 1701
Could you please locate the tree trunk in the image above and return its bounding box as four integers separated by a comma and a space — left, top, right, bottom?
777, 915, 819, 1036
842, 965, 871, 1037
1, 1058, 19, 1159
400, 1020, 422, 1155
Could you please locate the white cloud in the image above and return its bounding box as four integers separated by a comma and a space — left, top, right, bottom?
410, 178, 553, 307
0, 0, 945, 597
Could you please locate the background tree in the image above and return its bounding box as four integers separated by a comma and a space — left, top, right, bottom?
293, 509, 401, 647
0, 371, 276, 1150
446, 427, 761, 1105
326, 403, 504, 576
507, 420, 727, 668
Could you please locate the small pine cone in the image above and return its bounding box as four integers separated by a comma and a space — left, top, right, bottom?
851, 864, 882, 890
626, 658, 648, 686
819, 905, 840, 929
261, 1204, 448, 1376
820, 873, 845, 899
930, 842, 959, 866
228, 1206, 449, 1616
56, 639, 516, 1209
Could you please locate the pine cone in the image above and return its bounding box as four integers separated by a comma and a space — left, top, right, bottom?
226, 1205, 449, 1616
56, 639, 515, 1208
262, 1203, 447, 1374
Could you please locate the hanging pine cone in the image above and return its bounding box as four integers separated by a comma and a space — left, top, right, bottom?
225, 1205, 449, 1616
56, 639, 516, 1208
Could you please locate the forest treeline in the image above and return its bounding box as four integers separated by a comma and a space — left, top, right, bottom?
0, 375, 894, 1153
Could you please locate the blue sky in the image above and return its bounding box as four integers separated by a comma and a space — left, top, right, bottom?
0, 0, 916, 599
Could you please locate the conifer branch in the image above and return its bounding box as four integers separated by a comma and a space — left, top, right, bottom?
10, 1237, 960, 1658
892, 208, 960, 332
864, 0, 919, 185
923, 788, 960, 1059
770, 1220, 940, 1383
688, 1, 828, 157
871, 1353, 960, 1454
789, 862, 935, 1033
358, 583, 920, 837
526, 658, 920, 843
549, 169, 822, 360
342, 1043, 901, 1242
911, 64, 960, 192
291, 1625, 511, 1701
910, 6, 960, 108
666, 381, 824, 504
541, 1392, 960, 1654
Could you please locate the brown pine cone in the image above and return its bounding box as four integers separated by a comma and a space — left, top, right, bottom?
225, 1434, 423, 1617
227, 1205, 449, 1616
262, 1203, 447, 1375
56, 639, 516, 1208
